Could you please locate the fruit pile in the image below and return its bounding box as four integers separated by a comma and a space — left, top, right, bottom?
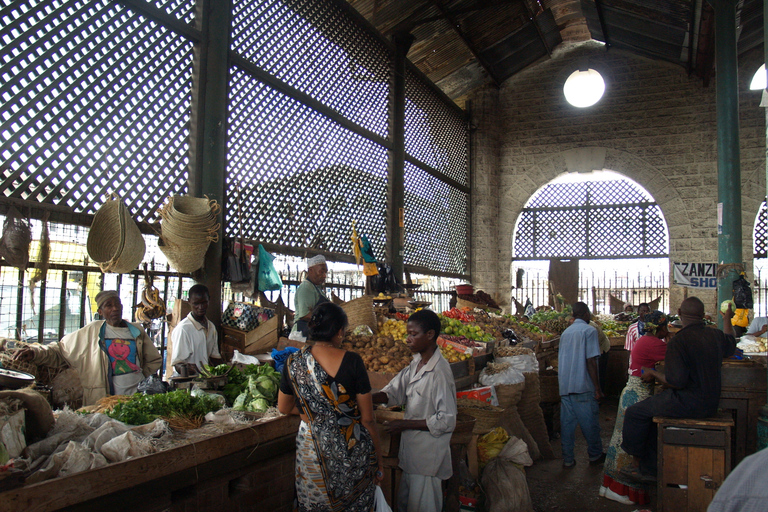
443, 307, 475, 322
440, 316, 495, 342
439, 344, 472, 363
379, 318, 408, 341
439, 334, 483, 348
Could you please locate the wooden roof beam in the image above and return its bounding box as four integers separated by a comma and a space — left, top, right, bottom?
428, 0, 501, 86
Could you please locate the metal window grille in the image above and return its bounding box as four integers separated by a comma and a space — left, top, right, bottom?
514, 179, 669, 259
0, 0, 193, 222
231, 0, 390, 139
404, 67, 468, 187
404, 161, 468, 274
754, 201, 767, 258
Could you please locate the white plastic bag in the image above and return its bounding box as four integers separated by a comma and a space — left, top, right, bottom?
495, 354, 539, 373
231, 350, 262, 365
479, 366, 525, 387
374, 485, 392, 512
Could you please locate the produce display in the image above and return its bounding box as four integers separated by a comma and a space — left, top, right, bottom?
105, 390, 222, 426
344, 334, 413, 374
222, 364, 280, 409
494, 345, 534, 358
439, 344, 472, 363
229, 365, 281, 413
379, 318, 408, 341
443, 308, 476, 323
440, 312, 494, 342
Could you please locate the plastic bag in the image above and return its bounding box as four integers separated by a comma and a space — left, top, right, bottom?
477, 427, 510, 469
479, 364, 525, 387
374, 486, 392, 512
231, 350, 262, 366
271, 347, 300, 373
257, 244, 283, 291
495, 355, 539, 373
733, 275, 754, 309
137, 374, 168, 395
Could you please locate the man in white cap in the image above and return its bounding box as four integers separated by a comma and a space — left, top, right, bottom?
15, 290, 162, 406
290, 255, 329, 339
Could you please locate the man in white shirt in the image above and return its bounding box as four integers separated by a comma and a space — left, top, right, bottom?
746, 316, 768, 336
171, 284, 221, 375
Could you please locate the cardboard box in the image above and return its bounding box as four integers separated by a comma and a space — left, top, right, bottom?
456, 385, 498, 406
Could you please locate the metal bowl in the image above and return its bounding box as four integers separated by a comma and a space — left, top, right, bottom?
0, 367, 36, 389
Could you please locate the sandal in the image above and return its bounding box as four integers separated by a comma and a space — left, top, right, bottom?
619, 466, 657, 484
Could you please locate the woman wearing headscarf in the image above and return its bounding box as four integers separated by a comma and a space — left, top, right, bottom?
598, 310, 669, 506
278, 302, 383, 511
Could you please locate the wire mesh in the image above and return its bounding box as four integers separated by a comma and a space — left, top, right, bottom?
404, 68, 468, 187
226, 68, 389, 258
514, 178, 669, 259
403, 162, 468, 274
142, 0, 196, 23
0, 0, 193, 222
231, 0, 390, 138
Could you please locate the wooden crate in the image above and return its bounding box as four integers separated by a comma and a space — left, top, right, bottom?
222, 315, 280, 357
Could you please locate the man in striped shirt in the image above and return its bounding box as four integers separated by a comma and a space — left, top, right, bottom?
624, 303, 650, 351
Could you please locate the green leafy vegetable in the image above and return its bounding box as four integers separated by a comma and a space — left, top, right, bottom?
106, 390, 223, 425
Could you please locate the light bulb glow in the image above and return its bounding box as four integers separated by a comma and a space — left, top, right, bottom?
749, 64, 766, 90
563, 69, 606, 108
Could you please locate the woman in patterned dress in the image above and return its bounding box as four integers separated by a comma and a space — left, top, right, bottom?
599, 310, 669, 505
278, 302, 384, 511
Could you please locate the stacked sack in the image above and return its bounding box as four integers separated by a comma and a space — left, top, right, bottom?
158, 195, 219, 273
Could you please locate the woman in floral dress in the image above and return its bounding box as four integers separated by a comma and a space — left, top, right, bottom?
278, 302, 383, 511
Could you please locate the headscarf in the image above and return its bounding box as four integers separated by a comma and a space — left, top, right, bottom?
95, 290, 119, 309
643, 310, 668, 337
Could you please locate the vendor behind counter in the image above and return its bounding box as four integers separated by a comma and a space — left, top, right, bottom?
290, 255, 329, 341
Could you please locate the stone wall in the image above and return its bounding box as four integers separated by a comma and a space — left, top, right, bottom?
469, 40, 766, 315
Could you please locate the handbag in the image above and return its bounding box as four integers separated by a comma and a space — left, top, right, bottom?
373, 485, 392, 512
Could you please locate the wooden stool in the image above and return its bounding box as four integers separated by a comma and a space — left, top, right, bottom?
654, 413, 733, 512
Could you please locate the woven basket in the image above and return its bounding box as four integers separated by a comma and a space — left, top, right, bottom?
161, 220, 219, 244
450, 413, 477, 445
0, 351, 37, 376
87, 198, 145, 274
539, 370, 560, 403
340, 295, 378, 334
495, 382, 525, 409
159, 238, 210, 274
518, 371, 555, 459
457, 401, 504, 434
164, 195, 220, 222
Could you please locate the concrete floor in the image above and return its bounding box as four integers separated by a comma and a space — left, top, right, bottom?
525, 397, 655, 512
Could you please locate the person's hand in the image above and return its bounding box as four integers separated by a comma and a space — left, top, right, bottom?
13, 348, 34, 362
375, 463, 384, 483
720, 303, 734, 321
640, 368, 656, 383
594, 388, 604, 401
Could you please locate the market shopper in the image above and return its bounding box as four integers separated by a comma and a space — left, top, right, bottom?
620, 297, 736, 482
746, 315, 768, 336
290, 254, 330, 340
278, 302, 383, 511
14, 290, 162, 406
170, 284, 221, 376
558, 301, 605, 468
624, 302, 650, 351
599, 310, 669, 505
372, 309, 457, 512
707, 444, 768, 512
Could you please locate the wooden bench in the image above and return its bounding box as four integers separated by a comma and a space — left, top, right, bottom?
654, 414, 733, 512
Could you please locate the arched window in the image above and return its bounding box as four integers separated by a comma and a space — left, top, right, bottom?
513, 171, 669, 259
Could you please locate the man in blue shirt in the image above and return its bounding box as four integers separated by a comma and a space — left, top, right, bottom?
558, 301, 605, 467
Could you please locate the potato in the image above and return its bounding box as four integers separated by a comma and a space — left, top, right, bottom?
379, 356, 390, 364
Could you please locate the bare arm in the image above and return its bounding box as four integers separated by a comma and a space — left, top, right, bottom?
277, 390, 301, 416
357, 392, 384, 482
587, 357, 602, 400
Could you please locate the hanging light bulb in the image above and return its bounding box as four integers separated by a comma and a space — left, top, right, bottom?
563, 69, 606, 108
749, 63, 766, 90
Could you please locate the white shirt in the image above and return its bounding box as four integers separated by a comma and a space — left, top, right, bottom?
381, 350, 457, 479
746, 317, 768, 335
171, 313, 220, 371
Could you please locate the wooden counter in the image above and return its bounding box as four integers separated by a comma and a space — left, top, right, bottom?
0, 415, 301, 512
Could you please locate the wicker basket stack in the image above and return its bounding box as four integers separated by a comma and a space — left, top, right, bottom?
158, 195, 220, 273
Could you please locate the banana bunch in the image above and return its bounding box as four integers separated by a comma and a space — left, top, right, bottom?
135, 268, 166, 323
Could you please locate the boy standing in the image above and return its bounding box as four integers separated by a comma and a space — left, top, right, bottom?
373, 309, 457, 512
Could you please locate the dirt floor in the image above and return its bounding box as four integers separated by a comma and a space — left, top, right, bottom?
525, 397, 656, 512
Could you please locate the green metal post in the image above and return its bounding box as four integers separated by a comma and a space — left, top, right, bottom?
714, 0, 742, 328
189, 0, 232, 324
387, 32, 414, 284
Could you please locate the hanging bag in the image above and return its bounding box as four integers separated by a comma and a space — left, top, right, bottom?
733, 274, 753, 309
257, 244, 282, 291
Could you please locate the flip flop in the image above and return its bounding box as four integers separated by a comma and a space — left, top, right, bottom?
619, 466, 657, 483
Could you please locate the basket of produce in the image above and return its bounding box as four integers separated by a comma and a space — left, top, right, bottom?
450, 413, 477, 445
340, 295, 378, 333
457, 398, 503, 434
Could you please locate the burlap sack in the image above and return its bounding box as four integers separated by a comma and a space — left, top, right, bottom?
495, 382, 540, 460
518, 372, 555, 459
0, 387, 54, 440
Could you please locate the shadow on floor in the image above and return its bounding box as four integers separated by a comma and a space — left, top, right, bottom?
526, 397, 656, 512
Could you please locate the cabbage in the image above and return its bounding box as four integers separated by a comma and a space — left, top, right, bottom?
254, 375, 278, 401
721, 299, 736, 314
232, 392, 249, 411
247, 397, 270, 413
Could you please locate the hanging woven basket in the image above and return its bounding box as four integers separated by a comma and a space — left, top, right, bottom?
158, 237, 210, 274
87, 198, 145, 274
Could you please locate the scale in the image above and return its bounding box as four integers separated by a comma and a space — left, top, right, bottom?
0, 367, 35, 390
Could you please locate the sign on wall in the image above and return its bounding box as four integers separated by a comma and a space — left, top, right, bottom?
672, 262, 718, 289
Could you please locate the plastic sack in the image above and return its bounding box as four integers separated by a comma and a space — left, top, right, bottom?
733, 275, 754, 309
231, 350, 262, 366
477, 427, 510, 470
100, 431, 154, 463
137, 374, 168, 395
495, 354, 539, 373
374, 485, 392, 512
271, 346, 300, 373
481, 445, 534, 512
257, 244, 283, 291
479, 364, 525, 387
84, 420, 130, 453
